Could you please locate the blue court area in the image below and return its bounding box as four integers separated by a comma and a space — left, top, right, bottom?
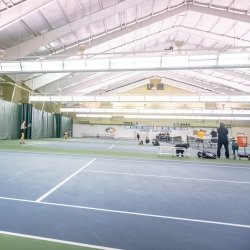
0, 145, 250, 250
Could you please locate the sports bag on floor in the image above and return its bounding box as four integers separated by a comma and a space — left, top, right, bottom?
198, 151, 216, 159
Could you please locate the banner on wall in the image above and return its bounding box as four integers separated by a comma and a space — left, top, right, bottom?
105, 127, 116, 133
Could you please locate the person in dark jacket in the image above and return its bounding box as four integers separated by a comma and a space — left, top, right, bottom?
217, 123, 229, 159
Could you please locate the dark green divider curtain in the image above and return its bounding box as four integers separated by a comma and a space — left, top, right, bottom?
0, 100, 21, 139
55, 114, 72, 138
0, 101, 72, 140
55, 113, 61, 138
32, 109, 57, 139
20, 103, 33, 139
61, 116, 73, 137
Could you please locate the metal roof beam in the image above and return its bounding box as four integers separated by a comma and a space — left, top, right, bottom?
4, 0, 153, 58
213, 69, 250, 82
0, 0, 54, 31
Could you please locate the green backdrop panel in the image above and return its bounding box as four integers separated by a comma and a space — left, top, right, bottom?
0, 100, 21, 139
31, 109, 57, 139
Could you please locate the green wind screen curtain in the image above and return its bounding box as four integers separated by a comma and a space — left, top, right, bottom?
21, 103, 32, 139
32, 109, 57, 139
55, 113, 61, 138
55, 114, 72, 138
0, 100, 21, 139
61, 115, 73, 138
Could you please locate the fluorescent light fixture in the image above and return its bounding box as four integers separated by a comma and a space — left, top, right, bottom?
41, 61, 63, 71
72, 96, 87, 102
123, 115, 250, 120
72, 96, 96, 101
21, 61, 42, 71
145, 96, 171, 102
110, 58, 135, 69
60, 107, 250, 120
50, 96, 72, 102
95, 96, 119, 102
86, 59, 109, 70
172, 96, 199, 102
162, 56, 188, 68
119, 96, 145, 102
29, 96, 50, 101
188, 55, 217, 67
218, 53, 250, 66
1, 62, 21, 72
60, 108, 73, 112
133, 57, 161, 69
1, 51, 250, 73
75, 108, 90, 112
76, 114, 112, 118
64, 60, 85, 70
32, 95, 250, 103
200, 96, 229, 102
229, 95, 250, 102
122, 109, 137, 113
60, 107, 250, 116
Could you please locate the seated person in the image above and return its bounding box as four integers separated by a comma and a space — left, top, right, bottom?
63, 131, 68, 139
175, 143, 189, 157
152, 138, 160, 146
145, 137, 150, 144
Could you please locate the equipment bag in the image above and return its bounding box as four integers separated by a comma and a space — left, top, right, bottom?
198, 150, 216, 159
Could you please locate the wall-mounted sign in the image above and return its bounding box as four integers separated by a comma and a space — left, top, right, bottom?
105, 127, 116, 133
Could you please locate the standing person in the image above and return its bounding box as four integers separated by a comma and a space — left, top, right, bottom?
166, 132, 170, 143
217, 123, 230, 159
20, 120, 26, 144
196, 129, 205, 148
231, 138, 239, 160
210, 129, 218, 147
68, 130, 72, 138
136, 133, 140, 141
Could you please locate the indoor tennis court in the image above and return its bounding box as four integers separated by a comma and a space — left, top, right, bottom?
0, 138, 250, 250
1, 0, 250, 249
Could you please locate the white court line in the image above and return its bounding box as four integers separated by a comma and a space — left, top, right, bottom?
108, 145, 115, 150
83, 170, 250, 185
36, 158, 96, 202
23, 142, 53, 146
0, 230, 121, 250
0, 196, 249, 229
93, 157, 250, 170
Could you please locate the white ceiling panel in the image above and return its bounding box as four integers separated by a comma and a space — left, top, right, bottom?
22, 13, 51, 35
101, 0, 119, 9
153, 0, 170, 13
124, 5, 137, 24
226, 22, 250, 39
80, 0, 100, 15
136, 0, 155, 19
105, 13, 121, 30
58, 0, 83, 22
90, 19, 106, 35
3, 21, 34, 42
41, 3, 67, 29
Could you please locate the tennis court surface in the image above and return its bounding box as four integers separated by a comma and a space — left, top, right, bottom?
0, 138, 250, 250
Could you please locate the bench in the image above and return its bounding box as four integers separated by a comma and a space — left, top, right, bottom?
158, 146, 189, 157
